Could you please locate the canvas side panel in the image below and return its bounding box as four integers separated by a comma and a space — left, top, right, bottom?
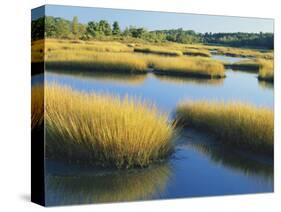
31, 5, 45, 206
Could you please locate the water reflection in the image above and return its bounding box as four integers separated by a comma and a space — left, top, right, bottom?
177, 129, 273, 182
31, 73, 44, 86
46, 69, 273, 113
47, 70, 147, 86
44, 64, 274, 204
154, 74, 224, 86
211, 54, 249, 63
45, 163, 171, 206
258, 80, 274, 90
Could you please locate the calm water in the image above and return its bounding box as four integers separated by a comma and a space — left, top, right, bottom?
212, 54, 250, 63
41, 54, 274, 206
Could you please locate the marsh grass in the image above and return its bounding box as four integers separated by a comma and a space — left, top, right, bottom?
133, 43, 212, 57
45, 50, 225, 77
215, 47, 273, 60
148, 56, 225, 78
227, 59, 260, 72
31, 39, 45, 63
182, 49, 211, 57
46, 51, 148, 73
32, 39, 226, 78
258, 59, 274, 82
47, 39, 132, 53
47, 71, 147, 86
31, 84, 44, 130
134, 46, 183, 56
172, 43, 273, 60
229, 59, 274, 82
32, 39, 133, 63
45, 84, 175, 168
176, 101, 273, 154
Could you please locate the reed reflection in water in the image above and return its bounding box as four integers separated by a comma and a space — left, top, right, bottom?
47, 70, 147, 86
177, 129, 273, 182
45, 163, 171, 206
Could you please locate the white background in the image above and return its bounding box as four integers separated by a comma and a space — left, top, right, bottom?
0, 0, 280, 211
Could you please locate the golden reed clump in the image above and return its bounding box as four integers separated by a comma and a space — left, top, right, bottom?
176, 101, 273, 154
147, 56, 225, 78
258, 59, 274, 82
45, 83, 175, 168
31, 84, 44, 130
32, 39, 225, 78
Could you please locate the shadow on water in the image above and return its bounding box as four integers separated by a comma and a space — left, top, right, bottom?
45, 162, 171, 206
176, 129, 273, 182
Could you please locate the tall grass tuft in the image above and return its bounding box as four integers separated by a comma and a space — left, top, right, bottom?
229, 59, 274, 82
31, 85, 44, 130
46, 39, 133, 53
215, 47, 274, 60
228, 59, 260, 72
32, 39, 226, 78
258, 59, 274, 82
46, 51, 148, 73
182, 49, 211, 57
134, 46, 183, 56
147, 56, 225, 78
45, 84, 175, 168
176, 101, 273, 154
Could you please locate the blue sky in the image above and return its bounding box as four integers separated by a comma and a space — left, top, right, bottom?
32, 5, 274, 33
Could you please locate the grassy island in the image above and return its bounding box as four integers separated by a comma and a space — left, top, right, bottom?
176, 101, 274, 155
32, 39, 225, 78
44, 84, 175, 168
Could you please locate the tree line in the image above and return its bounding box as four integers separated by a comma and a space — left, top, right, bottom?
32, 16, 274, 49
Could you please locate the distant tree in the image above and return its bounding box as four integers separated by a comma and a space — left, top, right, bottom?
56, 18, 71, 38
98, 20, 112, 36
122, 27, 131, 36
31, 17, 45, 40
72, 16, 79, 38
112, 21, 121, 35
86, 21, 99, 37
44, 17, 71, 38
32, 15, 274, 49
45, 16, 57, 37
155, 32, 167, 42
78, 24, 86, 36
129, 27, 147, 38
